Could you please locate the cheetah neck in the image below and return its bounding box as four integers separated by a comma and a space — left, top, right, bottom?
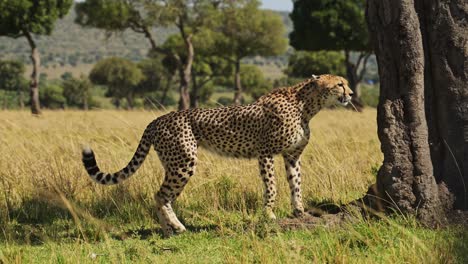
295, 83, 327, 121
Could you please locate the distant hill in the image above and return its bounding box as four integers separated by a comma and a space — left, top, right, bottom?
0, 7, 292, 69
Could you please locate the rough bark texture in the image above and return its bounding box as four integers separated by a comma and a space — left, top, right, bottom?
417, 0, 468, 209
25, 31, 41, 115
233, 60, 243, 105
366, 0, 444, 226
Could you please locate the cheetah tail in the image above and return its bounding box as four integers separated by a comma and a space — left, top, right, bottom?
81, 130, 152, 185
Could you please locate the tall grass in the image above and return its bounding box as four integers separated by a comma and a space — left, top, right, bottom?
0, 109, 466, 263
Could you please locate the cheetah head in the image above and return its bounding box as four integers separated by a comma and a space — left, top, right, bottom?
313, 74, 354, 106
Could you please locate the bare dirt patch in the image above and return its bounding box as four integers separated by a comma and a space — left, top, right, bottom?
278, 209, 355, 230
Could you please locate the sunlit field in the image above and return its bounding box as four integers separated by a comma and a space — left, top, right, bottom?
0, 109, 466, 263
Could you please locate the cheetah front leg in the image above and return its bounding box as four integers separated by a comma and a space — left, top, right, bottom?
283, 151, 305, 217
258, 155, 277, 219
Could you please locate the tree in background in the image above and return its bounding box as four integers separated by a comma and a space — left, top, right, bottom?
163, 30, 232, 108
89, 57, 143, 109
0, 60, 28, 109
62, 75, 93, 110
366, 0, 467, 225
286, 51, 346, 78
216, 0, 288, 105
238, 64, 272, 100
137, 55, 177, 107
217, 64, 272, 102
0, 0, 73, 114
290, 0, 370, 109
75, 0, 219, 110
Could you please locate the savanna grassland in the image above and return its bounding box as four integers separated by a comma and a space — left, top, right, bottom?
0, 109, 466, 263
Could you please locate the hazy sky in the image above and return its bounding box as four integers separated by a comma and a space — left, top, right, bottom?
260, 0, 293, 11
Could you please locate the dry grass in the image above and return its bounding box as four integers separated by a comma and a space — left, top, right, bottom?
0, 109, 379, 213
0, 109, 466, 263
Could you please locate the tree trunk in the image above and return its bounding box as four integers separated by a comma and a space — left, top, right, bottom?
18, 90, 24, 109
416, 0, 468, 210
345, 50, 370, 111
2, 91, 7, 110
24, 31, 41, 115
190, 72, 199, 108
366, 0, 445, 226
233, 60, 243, 105
126, 93, 134, 110
83, 96, 88, 111
160, 74, 173, 106
178, 35, 194, 111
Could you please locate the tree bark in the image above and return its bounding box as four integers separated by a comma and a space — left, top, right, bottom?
190, 72, 199, 108
18, 90, 24, 109
83, 96, 88, 111
366, 0, 444, 226
416, 0, 468, 209
24, 31, 41, 115
178, 34, 194, 111
126, 93, 134, 110
233, 60, 243, 105
160, 74, 173, 106
344, 50, 371, 111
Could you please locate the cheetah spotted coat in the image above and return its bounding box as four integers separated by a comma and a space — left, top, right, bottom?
82, 74, 353, 236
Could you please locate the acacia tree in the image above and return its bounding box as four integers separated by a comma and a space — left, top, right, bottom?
163, 30, 232, 108
216, 0, 288, 105
290, 0, 370, 109
0, 60, 28, 109
89, 57, 143, 109
366, 0, 467, 225
76, 0, 218, 110
0, 0, 73, 114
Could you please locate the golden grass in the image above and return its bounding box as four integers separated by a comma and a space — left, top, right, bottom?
1, 109, 467, 264
0, 108, 380, 214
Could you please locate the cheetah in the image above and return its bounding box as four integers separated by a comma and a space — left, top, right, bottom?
82, 74, 354, 237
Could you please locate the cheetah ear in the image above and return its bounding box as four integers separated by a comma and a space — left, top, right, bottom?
311, 74, 320, 80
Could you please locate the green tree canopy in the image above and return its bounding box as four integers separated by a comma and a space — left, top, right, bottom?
163, 31, 232, 107
0, 0, 73, 114
289, 0, 368, 51
215, 0, 288, 104
62, 75, 94, 110
89, 57, 143, 109
0, 0, 73, 37
289, 0, 370, 109
0, 60, 28, 108
286, 51, 346, 78
76, 0, 220, 110
0, 60, 28, 92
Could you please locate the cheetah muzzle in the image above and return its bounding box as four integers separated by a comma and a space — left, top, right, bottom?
81, 74, 354, 237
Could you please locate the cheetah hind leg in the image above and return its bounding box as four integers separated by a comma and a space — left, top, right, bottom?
154, 161, 195, 237
154, 194, 186, 237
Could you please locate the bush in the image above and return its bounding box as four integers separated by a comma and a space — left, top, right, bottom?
40, 84, 66, 109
